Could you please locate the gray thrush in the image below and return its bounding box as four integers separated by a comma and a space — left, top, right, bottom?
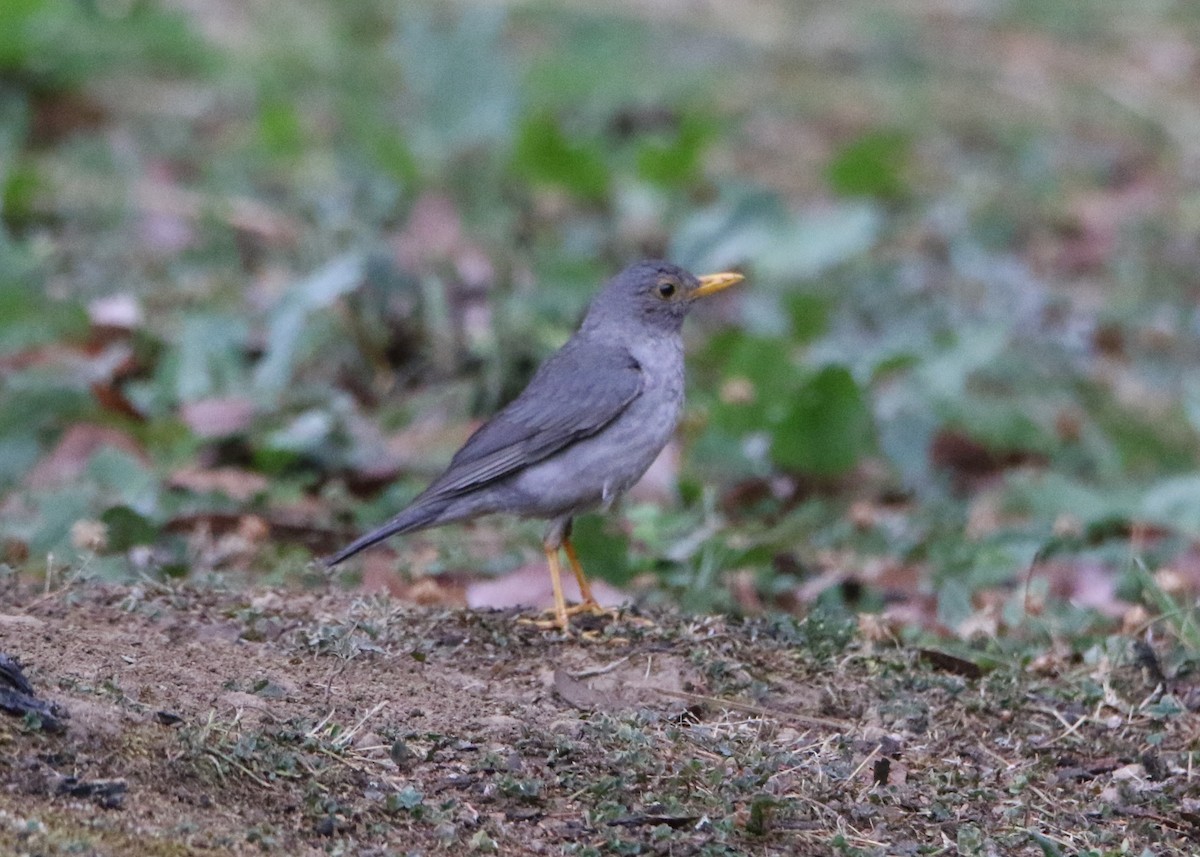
326, 260, 744, 628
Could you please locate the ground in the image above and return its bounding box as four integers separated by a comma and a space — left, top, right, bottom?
1, 581, 1195, 856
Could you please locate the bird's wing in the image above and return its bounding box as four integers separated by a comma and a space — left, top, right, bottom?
424, 339, 643, 499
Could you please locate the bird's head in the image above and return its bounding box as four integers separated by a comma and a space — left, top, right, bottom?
582, 260, 744, 335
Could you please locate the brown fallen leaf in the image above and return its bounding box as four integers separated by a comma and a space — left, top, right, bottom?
729, 568, 764, 613
179, 396, 257, 438
356, 557, 468, 609
168, 467, 269, 502
1039, 558, 1131, 619
929, 428, 1048, 493
857, 612, 902, 645
553, 669, 608, 711
90, 379, 145, 421
393, 192, 493, 287
550, 655, 696, 716
25, 424, 150, 490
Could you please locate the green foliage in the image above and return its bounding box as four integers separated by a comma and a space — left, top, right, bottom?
706, 333, 795, 435
784, 293, 830, 344
671, 189, 881, 284
0, 282, 88, 355
100, 505, 159, 552
387, 786, 424, 813
0, 0, 1198, 650
256, 100, 306, 159
170, 315, 252, 403
0, 0, 211, 90
634, 114, 716, 188
513, 113, 610, 202
254, 255, 365, 396
568, 514, 631, 584
704, 335, 870, 477
0, 91, 32, 249
826, 130, 911, 201
772, 366, 872, 476
395, 6, 518, 167
0, 160, 39, 227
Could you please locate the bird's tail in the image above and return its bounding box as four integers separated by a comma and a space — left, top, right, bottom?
324, 499, 449, 567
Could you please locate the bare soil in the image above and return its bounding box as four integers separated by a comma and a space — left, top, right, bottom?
0, 581, 1196, 856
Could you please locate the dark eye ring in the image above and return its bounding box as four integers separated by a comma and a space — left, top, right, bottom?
657, 281, 677, 299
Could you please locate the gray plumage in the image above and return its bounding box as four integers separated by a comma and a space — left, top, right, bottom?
325, 259, 743, 625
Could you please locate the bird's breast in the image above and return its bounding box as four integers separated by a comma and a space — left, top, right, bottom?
508, 334, 685, 518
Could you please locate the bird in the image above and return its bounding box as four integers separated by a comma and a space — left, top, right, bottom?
325, 260, 744, 629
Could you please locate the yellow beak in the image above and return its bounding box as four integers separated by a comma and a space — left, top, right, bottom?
694, 271, 745, 298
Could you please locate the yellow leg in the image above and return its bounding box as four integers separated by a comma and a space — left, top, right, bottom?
563, 537, 598, 607
560, 537, 619, 619
519, 533, 617, 630
545, 544, 569, 631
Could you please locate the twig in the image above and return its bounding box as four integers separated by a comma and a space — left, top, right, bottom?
647, 687, 852, 730
204, 749, 274, 790
570, 655, 631, 679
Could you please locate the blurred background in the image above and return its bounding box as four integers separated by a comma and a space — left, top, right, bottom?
2, 0, 1199, 644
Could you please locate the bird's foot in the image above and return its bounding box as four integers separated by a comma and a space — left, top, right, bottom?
518, 600, 620, 631
563, 599, 617, 619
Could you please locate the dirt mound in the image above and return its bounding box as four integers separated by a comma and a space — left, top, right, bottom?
0, 584, 1195, 855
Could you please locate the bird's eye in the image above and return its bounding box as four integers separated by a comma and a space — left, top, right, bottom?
656, 280, 677, 300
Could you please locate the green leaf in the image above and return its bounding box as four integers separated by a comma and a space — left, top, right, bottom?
671, 189, 880, 280
568, 515, 631, 584
396, 7, 517, 165
771, 366, 871, 476
0, 435, 39, 489
1006, 472, 1137, 529
388, 785, 424, 812
0, 89, 30, 220
1140, 475, 1200, 538
707, 333, 796, 435
0, 0, 55, 71
0, 0, 212, 88
0, 282, 88, 355
826, 130, 910, 201
87, 447, 157, 511
257, 99, 305, 158
935, 577, 974, 630
634, 114, 714, 188
173, 314, 251, 402
100, 505, 159, 552
350, 114, 418, 185
254, 254, 364, 395
1090, 397, 1199, 476
512, 113, 610, 202
785, 293, 829, 344
25, 487, 91, 556
255, 410, 336, 474
942, 399, 1052, 456
0, 381, 93, 439
2, 161, 40, 227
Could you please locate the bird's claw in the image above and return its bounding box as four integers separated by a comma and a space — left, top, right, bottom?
562, 600, 616, 618
517, 600, 620, 631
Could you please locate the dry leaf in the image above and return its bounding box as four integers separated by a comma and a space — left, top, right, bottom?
179, 396, 256, 438
26, 424, 150, 490
168, 467, 269, 502
553, 669, 607, 711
